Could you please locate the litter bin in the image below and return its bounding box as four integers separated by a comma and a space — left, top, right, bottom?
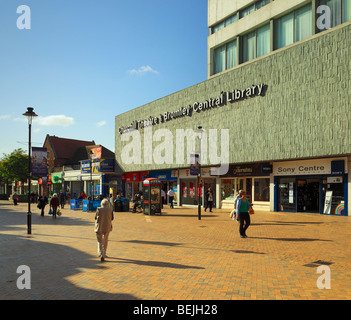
122, 198, 130, 212
114, 200, 123, 212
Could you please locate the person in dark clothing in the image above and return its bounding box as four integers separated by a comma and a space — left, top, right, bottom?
50, 193, 60, 219
132, 191, 143, 213
204, 187, 214, 213
38, 195, 48, 216
59, 190, 66, 209
12, 192, 18, 206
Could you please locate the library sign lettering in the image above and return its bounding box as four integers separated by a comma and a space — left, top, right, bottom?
119, 83, 267, 134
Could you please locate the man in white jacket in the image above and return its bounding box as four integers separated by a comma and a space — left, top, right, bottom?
167, 188, 175, 208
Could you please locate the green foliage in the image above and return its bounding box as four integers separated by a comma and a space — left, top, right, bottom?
0, 148, 29, 182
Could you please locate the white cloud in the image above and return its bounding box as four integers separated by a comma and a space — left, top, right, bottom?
0, 114, 11, 120
128, 65, 159, 75
34, 115, 75, 127
96, 120, 106, 127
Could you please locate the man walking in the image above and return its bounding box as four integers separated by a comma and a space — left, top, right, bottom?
167, 187, 175, 208
95, 199, 114, 262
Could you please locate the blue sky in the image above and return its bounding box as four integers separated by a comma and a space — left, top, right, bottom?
0, 0, 208, 156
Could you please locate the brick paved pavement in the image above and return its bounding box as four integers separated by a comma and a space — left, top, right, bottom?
1, 200, 351, 300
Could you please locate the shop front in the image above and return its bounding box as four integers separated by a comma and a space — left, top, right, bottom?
179, 168, 199, 206
125, 171, 148, 200
179, 167, 218, 207
274, 158, 348, 216
149, 169, 178, 204
220, 163, 272, 210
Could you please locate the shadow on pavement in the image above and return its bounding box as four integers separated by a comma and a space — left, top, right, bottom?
107, 257, 205, 269
0, 207, 137, 300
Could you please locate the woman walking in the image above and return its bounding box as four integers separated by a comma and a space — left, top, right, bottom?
236, 191, 252, 238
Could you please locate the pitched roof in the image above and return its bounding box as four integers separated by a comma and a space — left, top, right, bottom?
67, 145, 115, 164
45, 135, 95, 160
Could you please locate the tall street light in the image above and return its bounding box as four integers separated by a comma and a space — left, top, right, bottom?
197, 126, 204, 220
23, 107, 38, 235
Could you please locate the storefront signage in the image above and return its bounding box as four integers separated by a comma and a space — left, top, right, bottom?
81, 159, 100, 174
221, 163, 271, 177
273, 158, 347, 176
118, 83, 267, 134
100, 159, 115, 173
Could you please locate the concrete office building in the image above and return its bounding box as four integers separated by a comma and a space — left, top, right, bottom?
115, 0, 351, 216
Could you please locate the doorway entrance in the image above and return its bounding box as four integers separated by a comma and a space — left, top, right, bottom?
297, 179, 320, 213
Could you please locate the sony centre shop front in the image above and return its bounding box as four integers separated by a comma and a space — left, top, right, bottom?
274, 158, 348, 216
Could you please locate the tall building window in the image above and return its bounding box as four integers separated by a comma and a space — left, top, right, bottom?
240, 0, 271, 19
213, 39, 238, 74
344, 0, 351, 21
275, 4, 312, 50
212, 14, 238, 34
240, 4, 255, 18
317, 0, 351, 32
257, 24, 271, 57
242, 24, 270, 63
295, 5, 313, 41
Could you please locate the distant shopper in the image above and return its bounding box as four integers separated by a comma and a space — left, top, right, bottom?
95, 199, 114, 262
233, 190, 244, 221
204, 187, 214, 212
38, 195, 48, 216
236, 191, 252, 238
59, 190, 66, 209
161, 189, 166, 209
167, 188, 175, 208
50, 193, 60, 219
12, 192, 18, 206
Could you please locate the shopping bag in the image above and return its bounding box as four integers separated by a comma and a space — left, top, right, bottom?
249, 207, 255, 215
57, 209, 62, 216
48, 208, 53, 215
229, 209, 236, 218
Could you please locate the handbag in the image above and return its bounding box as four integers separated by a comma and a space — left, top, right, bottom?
229, 209, 236, 218
249, 207, 254, 215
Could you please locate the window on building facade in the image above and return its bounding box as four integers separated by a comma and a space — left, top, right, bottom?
254, 178, 270, 202
317, 0, 351, 32
240, 0, 271, 19
240, 4, 255, 18
275, 4, 312, 50
242, 24, 270, 63
344, 0, 351, 21
214, 39, 238, 74
212, 14, 238, 34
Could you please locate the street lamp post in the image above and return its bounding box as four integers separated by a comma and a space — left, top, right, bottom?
23, 107, 38, 235
197, 126, 204, 220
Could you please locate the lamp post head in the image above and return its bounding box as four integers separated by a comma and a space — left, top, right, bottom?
23, 107, 38, 125
196, 126, 204, 134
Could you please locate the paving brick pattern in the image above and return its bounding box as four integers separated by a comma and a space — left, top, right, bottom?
1, 201, 351, 300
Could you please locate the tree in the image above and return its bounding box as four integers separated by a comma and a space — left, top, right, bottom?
0, 149, 29, 183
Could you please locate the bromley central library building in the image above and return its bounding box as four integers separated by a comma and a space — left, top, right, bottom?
115, 0, 351, 216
